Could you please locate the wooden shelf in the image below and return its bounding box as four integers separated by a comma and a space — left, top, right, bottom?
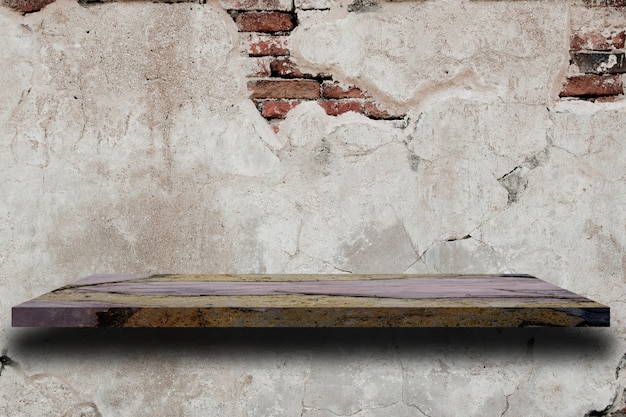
12, 274, 609, 327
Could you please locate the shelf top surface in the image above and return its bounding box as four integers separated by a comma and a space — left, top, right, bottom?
12, 274, 609, 328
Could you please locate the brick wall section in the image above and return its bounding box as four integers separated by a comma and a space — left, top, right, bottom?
583, 0, 626, 6
3, 0, 404, 121
4, 0, 54, 13
229, 0, 406, 122
249, 79, 321, 99
242, 34, 290, 57
561, 13, 626, 101
236, 11, 295, 32
6, 0, 622, 109
560, 74, 624, 97
322, 81, 367, 99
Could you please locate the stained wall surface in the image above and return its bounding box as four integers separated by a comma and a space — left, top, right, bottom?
1, 0, 625, 415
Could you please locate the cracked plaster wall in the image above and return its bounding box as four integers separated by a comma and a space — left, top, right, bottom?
1, 0, 626, 415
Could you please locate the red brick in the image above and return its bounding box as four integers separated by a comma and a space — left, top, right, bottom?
236, 12, 295, 33
241, 34, 290, 57
4, 0, 55, 12
612, 31, 626, 49
571, 31, 626, 51
261, 100, 301, 118
321, 81, 367, 99
318, 100, 363, 116
269, 57, 318, 78
570, 32, 612, 51
582, 0, 626, 5
559, 74, 623, 97
248, 79, 321, 99
364, 101, 405, 119
219, 0, 292, 11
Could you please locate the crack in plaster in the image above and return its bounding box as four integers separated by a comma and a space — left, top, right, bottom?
401, 258, 420, 273
299, 249, 355, 274
302, 401, 403, 417
584, 352, 626, 417
469, 234, 515, 272
390, 330, 430, 417
0, 350, 103, 416
289, 215, 355, 273
497, 136, 551, 205
418, 239, 437, 262
394, 209, 420, 266
499, 338, 535, 417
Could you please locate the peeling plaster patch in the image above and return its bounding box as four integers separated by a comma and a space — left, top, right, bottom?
478, 103, 551, 176
473, 142, 626, 300
498, 166, 529, 204
420, 236, 512, 274
347, 0, 380, 13
292, 2, 566, 106
407, 152, 422, 172
497, 143, 551, 204
312, 138, 333, 173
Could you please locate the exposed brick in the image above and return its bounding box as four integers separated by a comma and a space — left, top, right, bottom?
582, 0, 626, 5
4, 0, 55, 12
571, 31, 626, 51
559, 74, 623, 97
270, 57, 319, 78
613, 31, 626, 49
570, 32, 612, 51
318, 100, 363, 116
241, 34, 290, 57
261, 100, 301, 118
364, 101, 405, 119
570, 51, 626, 74
236, 11, 295, 33
248, 79, 321, 99
220, 0, 292, 11
321, 81, 367, 99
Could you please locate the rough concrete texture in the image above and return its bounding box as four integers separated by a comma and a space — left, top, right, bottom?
1, 0, 626, 415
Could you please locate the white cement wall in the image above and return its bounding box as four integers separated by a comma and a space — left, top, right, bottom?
1, 0, 625, 415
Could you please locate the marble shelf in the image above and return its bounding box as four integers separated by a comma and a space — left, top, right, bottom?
12, 274, 609, 328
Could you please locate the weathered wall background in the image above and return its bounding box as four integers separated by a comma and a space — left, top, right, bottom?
1, 0, 625, 415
